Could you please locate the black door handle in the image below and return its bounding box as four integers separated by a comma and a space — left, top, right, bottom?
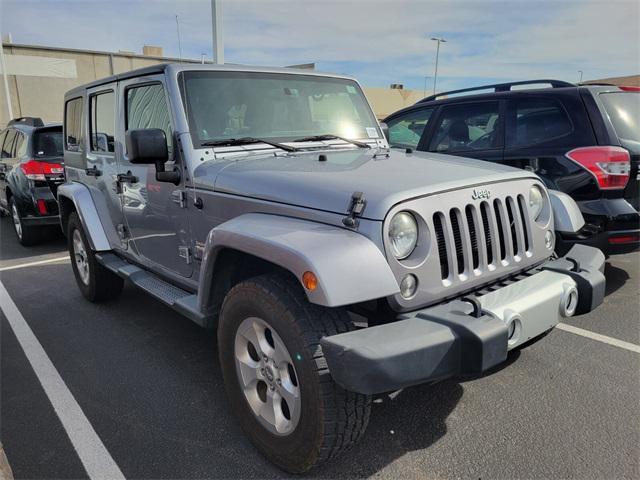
85, 166, 102, 177
117, 171, 138, 184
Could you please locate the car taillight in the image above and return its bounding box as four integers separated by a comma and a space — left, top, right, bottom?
619, 86, 640, 92
565, 146, 630, 190
20, 160, 64, 181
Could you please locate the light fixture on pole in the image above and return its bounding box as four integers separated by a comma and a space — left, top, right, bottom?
431, 37, 446, 95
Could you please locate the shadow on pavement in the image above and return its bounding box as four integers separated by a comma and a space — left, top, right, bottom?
604, 261, 630, 296
0, 217, 66, 261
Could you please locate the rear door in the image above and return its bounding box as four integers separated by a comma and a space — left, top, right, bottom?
116, 75, 192, 278
425, 100, 505, 164
0, 129, 18, 209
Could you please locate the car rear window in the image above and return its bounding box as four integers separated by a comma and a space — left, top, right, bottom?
34, 129, 64, 157
599, 92, 639, 142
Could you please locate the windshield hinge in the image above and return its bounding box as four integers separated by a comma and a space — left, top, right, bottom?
342, 191, 366, 228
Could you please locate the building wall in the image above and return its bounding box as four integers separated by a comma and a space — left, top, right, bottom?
584, 74, 640, 87
1, 43, 431, 127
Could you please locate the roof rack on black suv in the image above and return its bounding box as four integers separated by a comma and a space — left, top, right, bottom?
384, 80, 639, 254
418, 79, 575, 103
7, 117, 45, 127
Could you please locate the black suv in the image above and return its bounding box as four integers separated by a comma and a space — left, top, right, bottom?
383, 80, 639, 254
0, 117, 64, 245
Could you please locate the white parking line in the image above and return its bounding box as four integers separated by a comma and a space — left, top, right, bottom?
0, 281, 125, 480
557, 323, 640, 354
0, 255, 70, 272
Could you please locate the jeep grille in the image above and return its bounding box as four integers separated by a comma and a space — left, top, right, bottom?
433, 195, 531, 280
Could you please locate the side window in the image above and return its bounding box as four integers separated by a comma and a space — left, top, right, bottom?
1, 130, 16, 158
126, 83, 173, 158
14, 132, 27, 158
387, 108, 434, 149
65, 97, 84, 152
508, 98, 572, 147
429, 102, 501, 153
90, 91, 115, 153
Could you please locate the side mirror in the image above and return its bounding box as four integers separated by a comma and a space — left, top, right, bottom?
379, 122, 389, 140
126, 128, 168, 165
125, 128, 180, 184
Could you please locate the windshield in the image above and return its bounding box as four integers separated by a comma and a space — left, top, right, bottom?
34, 129, 63, 158
178, 71, 380, 148
599, 92, 640, 142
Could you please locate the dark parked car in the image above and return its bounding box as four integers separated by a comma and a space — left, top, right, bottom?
383, 80, 640, 254
0, 117, 64, 245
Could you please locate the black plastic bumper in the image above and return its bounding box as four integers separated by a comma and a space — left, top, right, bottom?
321, 245, 606, 395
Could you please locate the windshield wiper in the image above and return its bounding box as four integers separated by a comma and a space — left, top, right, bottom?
292, 134, 371, 149
201, 137, 299, 152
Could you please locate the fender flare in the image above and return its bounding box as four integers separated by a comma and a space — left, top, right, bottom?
198, 213, 400, 309
549, 190, 585, 234
57, 182, 114, 251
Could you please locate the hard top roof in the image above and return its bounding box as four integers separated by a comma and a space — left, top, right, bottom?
65, 63, 357, 98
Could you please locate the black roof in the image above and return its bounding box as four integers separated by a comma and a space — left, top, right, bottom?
65, 63, 169, 97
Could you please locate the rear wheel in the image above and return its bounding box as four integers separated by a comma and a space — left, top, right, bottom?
218, 272, 371, 473
67, 212, 123, 302
10, 197, 41, 246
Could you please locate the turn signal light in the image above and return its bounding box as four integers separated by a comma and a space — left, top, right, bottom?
566, 146, 630, 189
20, 160, 64, 181
302, 271, 318, 291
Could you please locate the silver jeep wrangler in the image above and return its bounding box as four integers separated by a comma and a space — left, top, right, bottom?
58, 64, 606, 473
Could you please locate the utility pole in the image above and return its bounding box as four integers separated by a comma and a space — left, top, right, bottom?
0, 40, 13, 120
211, 0, 224, 64
431, 37, 446, 95
175, 15, 183, 62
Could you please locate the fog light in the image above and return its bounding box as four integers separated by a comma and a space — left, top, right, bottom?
544, 230, 554, 250
400, 274, 418, 299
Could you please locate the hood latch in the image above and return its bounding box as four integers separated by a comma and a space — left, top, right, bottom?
342, 191, 366, 228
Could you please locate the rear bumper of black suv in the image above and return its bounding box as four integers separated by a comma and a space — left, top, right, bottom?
559, 197, 640, 255
321, 245, 605, 395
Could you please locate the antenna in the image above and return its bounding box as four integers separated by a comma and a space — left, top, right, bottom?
175, 15, 183, 63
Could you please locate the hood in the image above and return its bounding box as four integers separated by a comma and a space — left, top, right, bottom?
193, 148, 536, 220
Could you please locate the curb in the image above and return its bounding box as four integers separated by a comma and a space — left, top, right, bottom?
0, 443, 13, 480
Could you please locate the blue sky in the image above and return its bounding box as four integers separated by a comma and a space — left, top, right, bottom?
1, 0, 638, 92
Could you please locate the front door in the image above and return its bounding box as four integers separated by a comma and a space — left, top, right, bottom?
424, 100, 505, 164
116, 75, 192, 278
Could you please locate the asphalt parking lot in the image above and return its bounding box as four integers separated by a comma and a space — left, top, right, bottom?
1, 216, 639, 479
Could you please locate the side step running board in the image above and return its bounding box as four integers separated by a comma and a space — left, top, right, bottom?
95, 253, 209, 327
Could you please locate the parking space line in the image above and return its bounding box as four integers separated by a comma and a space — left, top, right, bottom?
0, 281, 125, 480
557, 323, 640, 354
0, 256, 70, 272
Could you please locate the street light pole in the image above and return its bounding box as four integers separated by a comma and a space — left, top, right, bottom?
211, 0, 224, 64
431, 37, 446, 95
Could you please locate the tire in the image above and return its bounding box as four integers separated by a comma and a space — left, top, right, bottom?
67, 212, 123, 302
218, 272, 371, 473
9, 197, 41, 246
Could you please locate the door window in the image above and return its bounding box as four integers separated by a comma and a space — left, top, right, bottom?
126, 83, 173, 157
430, 102, 501, 153
508, 98, 572, 147
386, 108, 434, 149
14, 132, 27, 158
1, 130, 16, 158
65, 97, 84, 152
90, 91, 115, 153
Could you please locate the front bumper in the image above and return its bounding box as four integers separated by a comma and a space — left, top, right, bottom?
322, 245, 606, 395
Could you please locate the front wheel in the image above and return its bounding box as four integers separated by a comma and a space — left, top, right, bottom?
218, 272, 371, 473
67, 212, 124, 302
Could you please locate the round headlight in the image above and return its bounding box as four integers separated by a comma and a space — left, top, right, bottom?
529, 185, 544, 221
388, 212, 418, 259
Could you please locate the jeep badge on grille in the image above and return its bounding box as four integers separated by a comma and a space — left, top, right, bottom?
471, 188, 491, 200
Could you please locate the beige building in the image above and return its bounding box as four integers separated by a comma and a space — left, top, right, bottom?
0, 42, 424, 126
